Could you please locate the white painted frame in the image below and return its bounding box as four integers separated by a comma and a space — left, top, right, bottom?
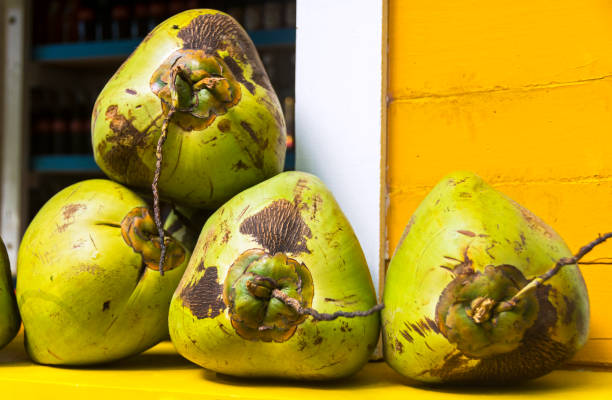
295, 0, 388, 295
1, 0, 26, 274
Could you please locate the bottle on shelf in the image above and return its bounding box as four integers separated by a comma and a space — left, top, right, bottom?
61, 0, 79, 43
284, 0, 296, 28
227, 0, 246, 26
28, 186, 43, 222
30, 88, 53, 156
46, 0, 65, 44
147, 1, 168, 33
184, 0, 201, 9
32, 1, 47, 45
284, 96, 295, 147
263, 0, 284, 30
76, 0, 96, 42
168, 0, 187, 17
82, 91, 95, 155
243, 0, 264, 31
283, 96, 295, 171
68, 90, 92, 155
110, 0, 132, 40
94, 0, 113, 41
68, 104, 82, 155
51, 90, 72, 155
131, 0, 150, 39
260, 50, 277, 89
274, 48, 295, 99
203, 1, 227, 11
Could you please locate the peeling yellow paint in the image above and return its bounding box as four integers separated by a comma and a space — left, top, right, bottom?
393, 74, 612, 102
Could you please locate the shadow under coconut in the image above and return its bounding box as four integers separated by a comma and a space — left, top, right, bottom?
0, 348, 31, 368
54, 341, 198, 372
201, 358, 610, 394
0, 330, 30, 367
204, 371, 364, 390
403, 369, 603, 394
199, 359, 407, 390
0, 332, 196, 371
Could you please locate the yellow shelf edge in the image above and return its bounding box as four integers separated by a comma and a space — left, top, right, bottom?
1, 333, 612, 399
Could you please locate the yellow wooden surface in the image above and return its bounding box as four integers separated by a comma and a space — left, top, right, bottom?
1, 333, 612, 399
387, 0, 612, 365
389, 0, 612, 99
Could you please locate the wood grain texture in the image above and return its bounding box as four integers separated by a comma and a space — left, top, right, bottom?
389, 0, 612, 99
387, 0, 612, 365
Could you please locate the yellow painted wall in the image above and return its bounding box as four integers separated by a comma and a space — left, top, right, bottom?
387, 0, 612, 365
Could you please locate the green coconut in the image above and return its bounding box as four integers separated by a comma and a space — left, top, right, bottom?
92, 9, 286, 209
169, 171, 380, 379
0, 237, 20, 349
17, 179, 197, 365
382, 171, 590, 384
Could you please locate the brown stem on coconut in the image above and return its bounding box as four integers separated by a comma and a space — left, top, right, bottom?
121, 207, 186, 273
271, 289, 384, 321
150, 52, 242, 276
224, 250, 383, 342
467, 297, 496, 324
435, 263, 539, 358
434, 232, 611, 359
152, 108, 175, 276
497, 232, 612, 313
152, 66, 185, 276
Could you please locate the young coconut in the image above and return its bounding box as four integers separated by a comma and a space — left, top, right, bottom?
92, 10, 286, 270
169, 171, 382, 380
17, 180, 197, 365
0, 237, 20, 349
383, 171, 608, 384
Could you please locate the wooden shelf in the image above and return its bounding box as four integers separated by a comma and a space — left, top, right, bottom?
31, 152, 294, 173
32, 39, 141, 63
1, 332, 611, 399
32, 29, 296, 63
30, 155, 100, 173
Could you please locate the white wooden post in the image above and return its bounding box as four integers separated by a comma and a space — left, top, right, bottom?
1, 0, 26, 273
295, 0, 387, 294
